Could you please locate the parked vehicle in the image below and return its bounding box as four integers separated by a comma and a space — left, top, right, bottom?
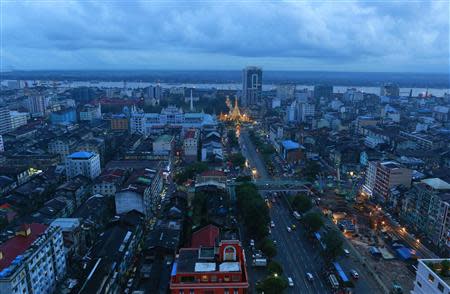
293, 211, 302, 220
287, 277, 294, 287
306, 272, 314, 281
287, 226, 292, 232
252, 258, 267, 267
350, 269, 359, 279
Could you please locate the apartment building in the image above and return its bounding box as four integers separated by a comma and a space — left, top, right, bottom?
366, 161, 412, 202
183, 129, 199, 162
402, 178, 450, 251
411, 259, 450, 294
65, 151, 101, 180
0, 224, 66, 294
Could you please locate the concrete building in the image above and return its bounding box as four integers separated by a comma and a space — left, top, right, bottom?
183, 129, 199, 162
411, 259, 450, 294
153, 134, 174, 155
402, 178, 450, 250
170, 239, 249, 294
380, 83, 400, 97
110, 114, 129, 131
280, 140, 304, 163
48, 137, 78, 162
9, 111, 29, 129
343, 88, 364, 102
79, 104, 101, 122
50, 108, 77, 124
373, 161, 412, 202
114, 168, 163, 218
27, 95, 46, 116
65, 151, 101, 180
130, 106, 216, 135
313, 84, 333, 103
0, 224, 66, 294
363, 161, 412, 201
0, 106, 11, 135
242, 66, 262, 107
0, 135, 3, 153
276, 84, 295, 101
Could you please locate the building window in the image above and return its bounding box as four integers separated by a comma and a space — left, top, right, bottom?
210, 275, 217, 282
231, 275, 240, 282
437, 282, 444, 292
179, 290, 184, 294
189, 290, 194, 294
234, 289, 239, 294
201, 275, 208, 282
224, 276, 230, 282
225, 290, 229, 294
428, 274, 435, 282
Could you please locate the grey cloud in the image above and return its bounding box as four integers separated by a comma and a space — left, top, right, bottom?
1, 0, 449, 71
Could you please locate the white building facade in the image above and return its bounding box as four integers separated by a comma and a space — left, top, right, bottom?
65, 151, 101, 180
411, 259, 450, 294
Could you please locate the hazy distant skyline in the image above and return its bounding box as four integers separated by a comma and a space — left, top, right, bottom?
1, 0, 449, 73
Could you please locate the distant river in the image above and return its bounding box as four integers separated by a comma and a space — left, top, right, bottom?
3, 80, 450, 97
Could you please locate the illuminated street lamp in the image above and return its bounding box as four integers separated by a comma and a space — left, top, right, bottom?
252, 168, 257, 176
274, 273, 278, 278
416, 239, 420, 243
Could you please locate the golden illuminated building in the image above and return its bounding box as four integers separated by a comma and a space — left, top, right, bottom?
219, 96, 251, 123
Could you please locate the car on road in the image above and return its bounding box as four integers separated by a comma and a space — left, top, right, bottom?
126, 278, 134, 287
287, 226, 292, 232
270, 221, 275, 228
250, 239, 255, 247
350, 269, 359, 279
287, 277, 294, 287
344, 248, 350, 256
306, 272, 314, 281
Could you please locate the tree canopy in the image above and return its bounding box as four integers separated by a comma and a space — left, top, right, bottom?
302, 212, 324, 232
291, 194, 313, 213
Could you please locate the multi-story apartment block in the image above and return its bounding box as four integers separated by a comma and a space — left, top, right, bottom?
48, 137, 78, 162
65, 151, 101, 180
0, 224, 66, 294
402, 178, 450, 250
92, 168, 127, 197
183, 129, 199, 162
110, 114, 129, 131
79, 104, 101, 122
9, 111, 29, 130
411, 259, 450, 294
0, 106, 12, 135
0, 135, 3, 153
369, 161, 412, 202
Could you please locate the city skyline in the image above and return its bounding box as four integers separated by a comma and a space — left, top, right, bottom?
1, 0, 449, 73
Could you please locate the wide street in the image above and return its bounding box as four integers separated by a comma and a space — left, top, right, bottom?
239, 127, 384, 294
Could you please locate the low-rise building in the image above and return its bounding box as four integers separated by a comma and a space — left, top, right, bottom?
115, 168, 163, 218
92, 168, 127, 197
170, 239, 249, 294
50, 108, 77, 124
9, 111, 29, 130
110, 114, 129, 131
153, 134, 174, 156
280, 140, 304, 163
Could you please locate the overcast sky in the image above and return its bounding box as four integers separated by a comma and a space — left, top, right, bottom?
1, 0, 449, 72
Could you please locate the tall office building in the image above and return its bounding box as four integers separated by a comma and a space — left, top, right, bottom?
0, 106, 12, 135
313, 84, 333, 102
242, 66, 262, 107
380, 83, 400, 97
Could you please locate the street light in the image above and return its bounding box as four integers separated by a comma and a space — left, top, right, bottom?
274, 273, 278, 278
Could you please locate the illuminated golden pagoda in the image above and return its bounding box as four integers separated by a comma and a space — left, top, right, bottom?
219, 96, 251, 123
